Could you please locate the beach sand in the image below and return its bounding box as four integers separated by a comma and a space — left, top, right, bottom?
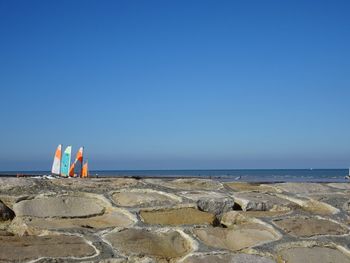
0, 177, 349, 262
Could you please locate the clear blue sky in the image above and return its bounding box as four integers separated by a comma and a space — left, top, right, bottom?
1, 0, 349, 170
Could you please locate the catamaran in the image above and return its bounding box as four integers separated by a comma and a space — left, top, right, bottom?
51, 145, 89, 178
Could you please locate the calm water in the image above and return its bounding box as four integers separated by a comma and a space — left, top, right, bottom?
0, 169, 349, 182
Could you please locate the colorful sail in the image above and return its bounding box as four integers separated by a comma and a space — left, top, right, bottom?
51, 144, 62, 175
69, 147, 83, 177
69, 162, 75, 177
81, 160, 88, 178
60, 146, 72, 177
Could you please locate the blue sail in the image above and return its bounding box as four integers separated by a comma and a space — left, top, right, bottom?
60, 146, 72, 177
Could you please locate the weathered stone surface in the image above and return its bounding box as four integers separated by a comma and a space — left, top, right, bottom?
13, 195, 105, 218
278, 246, 350, 263
225, 182, 279, 193
274, 183, 332, 195
328, 183, 350, 190
140, 207, 215, 225
178, 191, 229, 201
273, 217, 348, 237
0, 234, 96, 261
145, 178, 223, 191
104, 228, 192, 259
0, 200, 15, 221
23, 208, 136, 229
181, 253, 276, 263
232, 192, 295, 211
307, 193, 349, 211
51, 178, 140, 190
112, 189, 181, 207
279, 195, 339, 215
236, 210, 291, 218
0, 178, 34, 191
343, 200, 350, 212
197, 198, 234, 215
194, 223, 280, 251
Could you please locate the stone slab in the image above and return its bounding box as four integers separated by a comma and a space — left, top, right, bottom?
0, 234, 96, 261
140, 207, 215, 225
13, 196, 105, 218
104, 228, 192, 259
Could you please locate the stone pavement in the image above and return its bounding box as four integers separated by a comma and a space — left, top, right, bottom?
0, 178, 349, 262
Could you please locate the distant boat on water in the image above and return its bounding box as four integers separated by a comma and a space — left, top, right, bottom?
51, 145, 89, 178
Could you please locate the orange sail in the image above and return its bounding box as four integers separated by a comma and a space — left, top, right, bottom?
69, 147, 84, 177
51, 144, 62, 175
81, 161, 89, 178
69, 162, 75, 177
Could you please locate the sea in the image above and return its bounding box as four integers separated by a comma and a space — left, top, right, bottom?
0, 169, 349, 183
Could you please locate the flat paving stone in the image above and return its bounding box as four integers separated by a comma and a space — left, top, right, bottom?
232, 192, 295, 211
225, 182, 279, 193
181, 253, 276, 263
23, 209, 135, 229
144, 178, 223, 191
274, 183, 332, 195
0, 178, 35, 191
104, 228, 193, 259
112, 189, 181, 207
51, 178, 140, 190
13, 195, 105, 218
140, 207, 215, 225
194, 223, 280, 251
273, 217, 348, 237
0, 234, 96, 261
278, 246, 350, 263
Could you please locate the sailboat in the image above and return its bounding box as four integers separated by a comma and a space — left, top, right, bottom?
60, 146, 72, 177
51, 144, 62, 175
69, 147, 84, 177
81, 160, 89, 178
346, 168, 350, 180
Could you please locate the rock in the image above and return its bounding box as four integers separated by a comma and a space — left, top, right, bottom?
232, 192, 295, 211
140, 207, 215, 225
0, 178, 35, 191
145, 178, 223, 191
273, 217, 348, 237
225, 182, 279, 193
328, 183, 350, 190
22, 208, 136, 229
51, 178, 140, 191
0, 234, 96, 261
278, 246, 350, 263
13, 195, 106, 218
274, 183, 332, 195
112, 189, 181, 207
103, 228, 193, 259
197, 198, 234, 216
343, 200, 350, 212
194, 223, 280, 251
0, 201, 15, 221
279, 195, 339, 215
181, 253, 276, 263
178, 191, 229, 201
307, 193, 349, 211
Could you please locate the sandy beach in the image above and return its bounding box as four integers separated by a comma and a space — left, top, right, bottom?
0, 177, 349, 262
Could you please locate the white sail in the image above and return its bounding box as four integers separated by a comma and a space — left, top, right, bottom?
51, 144, 62, 175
